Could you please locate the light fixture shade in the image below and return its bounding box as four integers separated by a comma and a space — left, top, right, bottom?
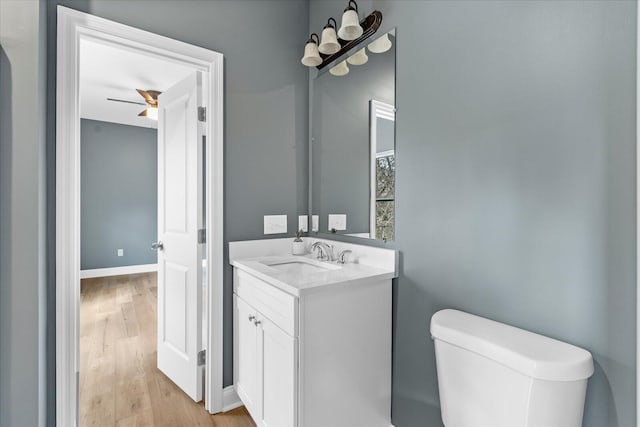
146, 107, 158, 120
347, 48, 368, 65
338, 3, 363, 41
329, 60, 350, 77
318, 18, 341, 55
301, 34, 322, 67
368, 33, 392, 53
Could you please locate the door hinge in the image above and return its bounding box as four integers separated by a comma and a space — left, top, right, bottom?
198, 228, 206, 244
198, 349, 206, 366
198, 106, 206, 122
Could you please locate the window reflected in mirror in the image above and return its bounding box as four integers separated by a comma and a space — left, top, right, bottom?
370, 100, 395, 241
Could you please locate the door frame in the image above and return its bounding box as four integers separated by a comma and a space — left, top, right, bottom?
56, 6, 224, 425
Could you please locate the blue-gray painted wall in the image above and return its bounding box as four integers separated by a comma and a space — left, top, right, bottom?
1, 1, 634, 426
80, 119, 158, 270
309, 1, 636, 426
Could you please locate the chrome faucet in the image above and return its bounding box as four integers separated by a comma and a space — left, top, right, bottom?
311, 241, 334, 261
337, 249, 352, 264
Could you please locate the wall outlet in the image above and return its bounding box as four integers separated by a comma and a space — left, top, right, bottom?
312, 215, 319, 232
264, 215, 287, 235
328, 214, 347, 231
117, 249, 124, 257
298, 215, 308, 232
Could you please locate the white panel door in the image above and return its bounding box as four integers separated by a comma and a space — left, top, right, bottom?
261, 317, 296, 427
157, 71, 204, 402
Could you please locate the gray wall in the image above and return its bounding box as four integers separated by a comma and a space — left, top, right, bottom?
48, 0, 310, 403
312, 40, 395, 234
0, 0, 48, 426
310, 1, 636, 426
80, 119, 158, 270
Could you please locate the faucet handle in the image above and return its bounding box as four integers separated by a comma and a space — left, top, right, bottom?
338, 249, 353, 264
312, 242, 328, 260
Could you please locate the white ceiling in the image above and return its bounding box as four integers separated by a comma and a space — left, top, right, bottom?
79, 39, 195, 129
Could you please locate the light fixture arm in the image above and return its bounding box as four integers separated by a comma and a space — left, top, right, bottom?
306, 33, 319, 45
325, 17, 337, 30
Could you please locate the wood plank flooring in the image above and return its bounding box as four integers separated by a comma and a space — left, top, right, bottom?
80, 272, 255, 427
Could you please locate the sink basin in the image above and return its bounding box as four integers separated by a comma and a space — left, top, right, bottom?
259, 257, 341, 275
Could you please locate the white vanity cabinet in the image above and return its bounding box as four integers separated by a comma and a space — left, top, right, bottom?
233, 264, 392, 427
234, 269, 298, 427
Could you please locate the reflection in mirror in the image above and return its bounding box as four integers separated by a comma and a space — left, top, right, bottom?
370, 100, 395, 241
311, 29, 396, 241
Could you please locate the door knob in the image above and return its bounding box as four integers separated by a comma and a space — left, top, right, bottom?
248, 315, 255, 322
151, 241, 164, 251
253, 320, 261, 326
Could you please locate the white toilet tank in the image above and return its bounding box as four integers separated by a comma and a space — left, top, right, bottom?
430, 309, 594, 427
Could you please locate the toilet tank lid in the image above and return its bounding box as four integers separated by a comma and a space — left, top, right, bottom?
430, 309, 594, 381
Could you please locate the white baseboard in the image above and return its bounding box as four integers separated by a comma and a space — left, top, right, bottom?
222, 385, 242, 412
80, 263, 158, 279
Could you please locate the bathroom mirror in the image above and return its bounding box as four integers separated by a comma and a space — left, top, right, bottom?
311, 29, 396, 241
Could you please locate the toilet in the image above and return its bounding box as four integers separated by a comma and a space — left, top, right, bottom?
430, 309, 594, 427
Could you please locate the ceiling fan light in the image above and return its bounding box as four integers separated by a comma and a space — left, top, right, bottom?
338, 1, 363, 41
146, 107, 158, 120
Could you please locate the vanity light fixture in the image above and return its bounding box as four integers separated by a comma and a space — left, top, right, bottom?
300, 3, 382, 70
301, 33, 322, 67
338, 0, 364, 41
329, 60, 350, 76
347, 47, 368, 65
318, 18, 341, 55
368, 33, 392, 53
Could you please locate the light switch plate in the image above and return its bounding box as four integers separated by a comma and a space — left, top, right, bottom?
328, 214, 347, 231
298, 215, 308, 232
312, 215, 319, 232
264, 215, 287, 235
117, 249, 124, 257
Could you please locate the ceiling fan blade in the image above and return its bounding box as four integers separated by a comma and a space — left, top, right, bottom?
138, 109, 148, 117
137, 89, 161, 106
107, 97, 146, 106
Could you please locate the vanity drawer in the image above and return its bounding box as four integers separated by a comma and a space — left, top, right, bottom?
235, 269, 297, 337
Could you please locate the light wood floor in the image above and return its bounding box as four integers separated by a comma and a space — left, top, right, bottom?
80, 272, 255, 427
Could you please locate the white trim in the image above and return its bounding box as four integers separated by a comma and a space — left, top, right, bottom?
369, 99, 396, 239
222, 385, 243, 412
376, 149, 395, 159
56, 7, 225, 426
79, 263, 158, 279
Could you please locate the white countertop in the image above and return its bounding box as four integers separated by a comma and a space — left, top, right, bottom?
231, 254, 395, 297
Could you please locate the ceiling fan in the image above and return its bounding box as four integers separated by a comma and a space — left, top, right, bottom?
107, 89, 161, 120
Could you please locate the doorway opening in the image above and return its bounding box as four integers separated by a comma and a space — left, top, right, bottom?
56, 7, 225, 426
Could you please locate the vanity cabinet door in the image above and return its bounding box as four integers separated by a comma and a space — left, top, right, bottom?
235, 295, 259, 420
260, 317, 297, 427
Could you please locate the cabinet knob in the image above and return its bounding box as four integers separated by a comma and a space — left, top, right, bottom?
254, 320, 261, 326
248, 315, 255, 322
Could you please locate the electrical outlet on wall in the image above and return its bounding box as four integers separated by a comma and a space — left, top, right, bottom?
328, 214, 347, 231
117, 249, 124, 257
264, 215, 287, 235
298, 215, 308, 232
